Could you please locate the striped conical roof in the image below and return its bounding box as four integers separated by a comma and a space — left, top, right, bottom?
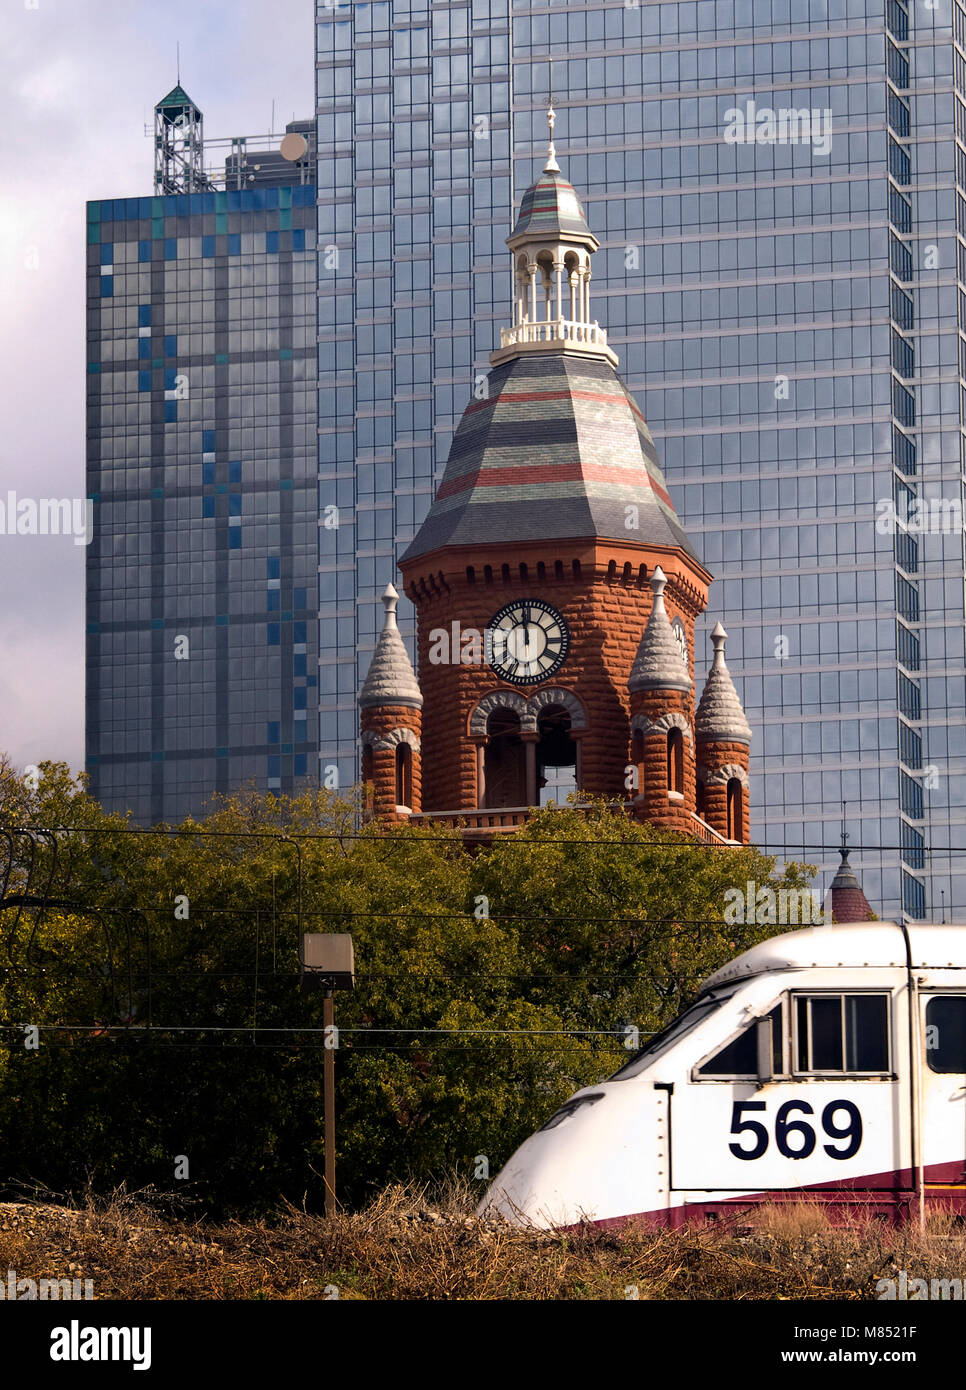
400, 353, 696, 564
510, 169, 593, 242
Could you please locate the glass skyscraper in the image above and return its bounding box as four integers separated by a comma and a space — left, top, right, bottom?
317, 0, 965, 921
86, 93, 319, 825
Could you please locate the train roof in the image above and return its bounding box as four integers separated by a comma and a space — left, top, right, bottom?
701, 921, 966, 990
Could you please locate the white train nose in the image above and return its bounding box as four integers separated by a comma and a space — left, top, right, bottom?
479, 1085, 662, 1228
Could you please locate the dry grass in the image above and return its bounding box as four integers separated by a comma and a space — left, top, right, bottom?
0, 1184, 963, 1300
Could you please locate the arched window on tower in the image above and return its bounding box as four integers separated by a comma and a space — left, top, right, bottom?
667, 728, 684, 797
362, 743, 375, 811
395, 743, 412, 809
537, 706, 576, 806
696, 776, 706, 818
630, 730, 644, 798
727, 777, 743, 840
483, 708, 526, 808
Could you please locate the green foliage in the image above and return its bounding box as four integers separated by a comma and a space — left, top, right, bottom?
0, 763, 815, 1214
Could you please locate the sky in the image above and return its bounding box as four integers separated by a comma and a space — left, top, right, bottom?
0, 0, 315, 779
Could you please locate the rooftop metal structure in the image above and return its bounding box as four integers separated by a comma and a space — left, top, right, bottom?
153, 85, 315, 193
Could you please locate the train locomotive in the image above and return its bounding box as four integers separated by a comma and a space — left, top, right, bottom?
479, 920, 966, 1227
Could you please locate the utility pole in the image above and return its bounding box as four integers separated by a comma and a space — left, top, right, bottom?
323, 987, 336, 1217
299, 933, 354, 1218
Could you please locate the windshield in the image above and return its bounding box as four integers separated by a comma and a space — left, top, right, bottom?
606, 986, 741, 1081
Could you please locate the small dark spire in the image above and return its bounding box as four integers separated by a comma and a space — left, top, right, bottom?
826, 841, 873, 924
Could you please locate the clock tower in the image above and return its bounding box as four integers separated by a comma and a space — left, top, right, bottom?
359, 110, 752, 844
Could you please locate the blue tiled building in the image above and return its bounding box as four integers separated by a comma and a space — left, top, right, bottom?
85, 178, 319, 824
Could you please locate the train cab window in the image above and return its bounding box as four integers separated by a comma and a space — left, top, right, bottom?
697, 1005, 782, 1077
794, 993, 890, 1074
925, 996, 966, 1073
607, 987, 741, 1080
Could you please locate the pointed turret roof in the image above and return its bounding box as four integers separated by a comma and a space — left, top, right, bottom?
358, 585, 422, 710
695, 623, 752, 744
628, 567, 692, 693
826, 846, 874, 923
157, 85, 202, 118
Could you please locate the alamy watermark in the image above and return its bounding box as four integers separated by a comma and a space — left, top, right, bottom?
0, 1267, 94, 1300
877, 1270, 965, 1300
875, 497, 963, 534
0, 492, 93, 546
723, 100, 832, 157
724, 881, 830, 926
428, 622, 519, 666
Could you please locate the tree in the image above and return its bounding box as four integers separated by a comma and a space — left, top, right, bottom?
0, 764, 816, 1212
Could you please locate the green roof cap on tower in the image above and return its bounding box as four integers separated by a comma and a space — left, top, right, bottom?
157, 85, 202, 117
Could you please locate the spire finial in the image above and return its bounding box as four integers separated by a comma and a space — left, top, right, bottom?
544, 59, 559, 172
381, 582, 400, 630
650, 565, 667, 606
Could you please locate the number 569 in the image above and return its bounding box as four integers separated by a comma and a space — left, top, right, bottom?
728, 1099, 862, 1160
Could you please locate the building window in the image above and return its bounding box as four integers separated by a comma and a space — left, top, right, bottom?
631, 730, 644, 797
667, 727, 684, 796
537, 706, 576, 807
726, 777, 743, 839
483, 708, 526, 808
395, 743, 412, 809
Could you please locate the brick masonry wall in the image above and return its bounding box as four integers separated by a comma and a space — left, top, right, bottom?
400, 540, 710, 815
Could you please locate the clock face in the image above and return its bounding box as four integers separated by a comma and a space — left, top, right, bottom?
671, 617, 688, 667
486, 599, 570, 686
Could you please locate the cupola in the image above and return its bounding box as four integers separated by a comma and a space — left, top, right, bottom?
493, 102, 616, 369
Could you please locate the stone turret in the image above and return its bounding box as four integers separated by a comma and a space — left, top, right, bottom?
695, 622, 751, 843
358, 585, 422, 821
628, 567, 695, 831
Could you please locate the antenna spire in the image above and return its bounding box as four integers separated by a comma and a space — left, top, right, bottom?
177, 41, 180, 85
544, 58, 559, 172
